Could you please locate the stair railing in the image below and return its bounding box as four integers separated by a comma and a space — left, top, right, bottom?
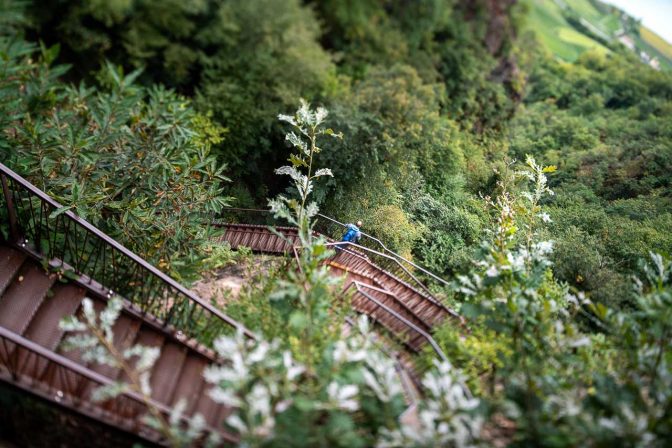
314, 213, 452, 289
0, 326, 238, 444
344, 281, 449, 362
0, 162, 255, 345
212, 207, 459, 314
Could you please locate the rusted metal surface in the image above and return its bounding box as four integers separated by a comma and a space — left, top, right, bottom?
0, 164, 252, 444
0, 245, 236, 445
0, 324, 238, 444
0, 162, 254, 343
216, 208, 454, 297
0, 163, 457, 443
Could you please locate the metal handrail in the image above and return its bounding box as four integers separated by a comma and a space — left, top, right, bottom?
344, 281, 449, 362
0, 162, 255, 341
290, 243, 448, 363
315, 213, 451, 288
223, 207, 451, 286
215, 207, 456, 313
0, 326, 238, 443
291, 244, 445, 371
323, 241, 459, 317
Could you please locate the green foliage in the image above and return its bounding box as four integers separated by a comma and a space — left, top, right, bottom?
406, 190, 484, 275
28, 0, 335, 181
195, 0, 334, 175
209, 102, 408, 447
509, 50, 672, 307
432, 158, 672, 446
28, 0, 210, 85
205, 102, 482, 447
267, 100, 347, 365
21, 0, 521, 276
204, 317, 409, 447
0, 38, 233, 282
225, 258, 292, 340
5, 1, 672, 444
316, 63, 476, 263
365, 204, 423, 260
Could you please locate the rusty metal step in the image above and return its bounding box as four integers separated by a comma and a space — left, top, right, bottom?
170, 354, 209, 415
16, 283, 87, 381
194, 376, 225, 427
23, 283, 86, 351
89, 310, 142, 381
0, 245, 26, 296
0, 262, 55, 335
120, 326, 166, 383
149, 341, 188, 405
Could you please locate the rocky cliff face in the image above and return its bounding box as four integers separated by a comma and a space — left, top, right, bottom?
461, 0, 518, 56
464, 0, 523, 108
486, 0, 518, 56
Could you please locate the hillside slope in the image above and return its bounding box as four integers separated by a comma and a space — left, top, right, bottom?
524, 0, 672, 70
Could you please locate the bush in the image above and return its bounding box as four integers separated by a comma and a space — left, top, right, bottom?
0, 40, 232, 282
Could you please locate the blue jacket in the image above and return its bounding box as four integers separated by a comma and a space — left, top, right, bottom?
342, 223, 361, 243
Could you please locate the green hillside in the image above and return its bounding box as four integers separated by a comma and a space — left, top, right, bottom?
525, 0, 672, 70
640, 26, 672, 60
525, 0, 610, 60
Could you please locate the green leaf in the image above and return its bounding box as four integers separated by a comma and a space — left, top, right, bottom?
49, 205, 74, 219
289, 311, 308, 330
294, 396, 314, 412
289, 153, 307, 168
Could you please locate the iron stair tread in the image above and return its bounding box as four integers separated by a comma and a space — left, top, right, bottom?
0, 262, 55, 335
360, 283, 430, 328
0, 245, 27, 296
90, 310, 142, 380
149, 341, 188, 405
74, 299, 127, 404
27, 284, 92, 405
408, 331, 427, 351
195, 376, 226, 427
23, 283, 86, 351
170, 354, 209, 415
94, 324, 168, 417
132, 326, 166, 364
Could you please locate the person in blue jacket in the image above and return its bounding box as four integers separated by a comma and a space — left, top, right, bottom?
339, 220, 362, 250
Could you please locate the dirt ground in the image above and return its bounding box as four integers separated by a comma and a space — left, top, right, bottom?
190, 255, 283, 306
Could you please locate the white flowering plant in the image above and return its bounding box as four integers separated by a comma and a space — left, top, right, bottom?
269, 98, 342, 245
203, 316, 409, 447
198, 102, 410, 446
377, 360, 482, 448
59, 297, 215, 447
433, 156, 672, 446
447, 157, 592, 442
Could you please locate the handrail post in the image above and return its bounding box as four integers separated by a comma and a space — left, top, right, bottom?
0, 174, 20, 243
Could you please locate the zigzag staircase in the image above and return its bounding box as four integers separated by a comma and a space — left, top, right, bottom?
0, 162, 460, 444
217, 216, 462, 359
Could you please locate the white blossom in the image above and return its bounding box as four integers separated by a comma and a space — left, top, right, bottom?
327, 382, 359, 412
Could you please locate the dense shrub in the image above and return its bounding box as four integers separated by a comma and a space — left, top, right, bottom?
0, 39, 232, 282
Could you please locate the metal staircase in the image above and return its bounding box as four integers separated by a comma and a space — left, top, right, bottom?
0, 162, 249, 445
215, 213, 462, 359
0, 162, 461, 444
